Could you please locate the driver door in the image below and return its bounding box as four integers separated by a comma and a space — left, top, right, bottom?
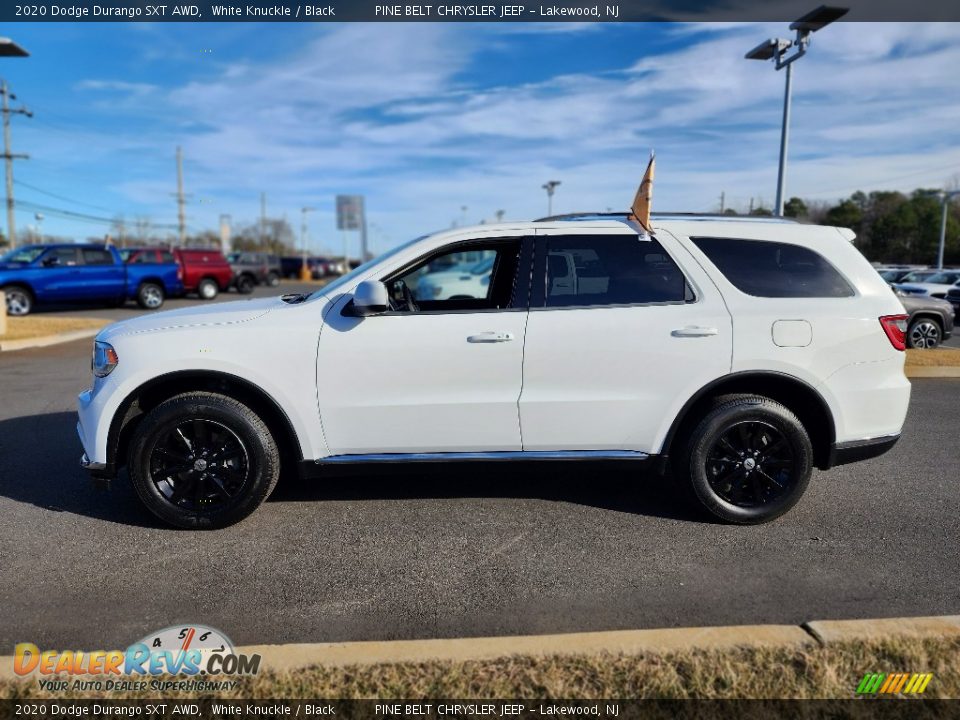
316, 236, 531, 456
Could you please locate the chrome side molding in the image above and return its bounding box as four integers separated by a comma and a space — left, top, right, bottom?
316, 450, 649, 464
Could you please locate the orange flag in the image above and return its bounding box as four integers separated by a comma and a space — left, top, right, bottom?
629, 153, 655, 233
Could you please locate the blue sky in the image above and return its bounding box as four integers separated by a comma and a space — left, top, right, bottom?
2, 21, 959, 254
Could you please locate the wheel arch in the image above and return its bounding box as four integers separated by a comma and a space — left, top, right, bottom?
908, 312, 944, 330
1, 281, 36, 299
108, 370, 303, 475
661, 371, 837, 471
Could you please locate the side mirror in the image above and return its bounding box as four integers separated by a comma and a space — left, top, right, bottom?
352, 279, 389, 316
42, 256, 60, 267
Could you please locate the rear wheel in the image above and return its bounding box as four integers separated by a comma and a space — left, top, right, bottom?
136, 282, 165, 310
907, 317, 942, 349
3, 285, 33, 316
680, 395, 813, 524
235, 275, 255, 294
197, 278, 219, 300
128, 392, 280, 529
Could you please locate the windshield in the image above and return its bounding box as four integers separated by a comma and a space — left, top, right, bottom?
901, 271, 935, 282
309, 234, 429, 300
1, 246, 45, 264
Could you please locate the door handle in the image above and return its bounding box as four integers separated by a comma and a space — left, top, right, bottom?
467, 331, 514, 343
671, 326, 719, 338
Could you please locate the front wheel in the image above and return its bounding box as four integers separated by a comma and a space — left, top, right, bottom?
907, 317, 942, 349
136, 282, 165, 310
128, 392, 280, 529
3, 285, 33, 316
680, 395, 813, 524
197, 278, 219, 300
235, 275, 255, 294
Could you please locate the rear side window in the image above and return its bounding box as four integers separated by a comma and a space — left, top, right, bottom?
542, 235, 691, 308
691, 237, 854, 298
81, 248, 114, 265
160, 251, 176, 263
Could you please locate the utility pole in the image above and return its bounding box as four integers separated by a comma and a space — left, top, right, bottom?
1, 80, 31, 248
719, 191, 726, 214
259, 192, 266, 248
300, 206, 315, 280
175, 146, 187, 247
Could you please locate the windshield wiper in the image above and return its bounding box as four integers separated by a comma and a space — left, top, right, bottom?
281, 293, 308, 304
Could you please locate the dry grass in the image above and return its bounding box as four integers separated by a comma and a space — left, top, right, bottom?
905, 347, 960, 367
3, 637, 958, 700
0, 316, 108, 342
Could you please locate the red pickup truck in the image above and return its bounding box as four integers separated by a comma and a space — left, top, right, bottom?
121, 247, 233, 300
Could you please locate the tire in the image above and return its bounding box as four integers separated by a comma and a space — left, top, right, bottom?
266, 271, 280, 287
235, 275, 255, 294
3, 285, 33, 316
679, 394, 813, 524
197, 278, 219, 300
136, 282, 165, 310
128, 392, 280, 529
907, 317, 942, 349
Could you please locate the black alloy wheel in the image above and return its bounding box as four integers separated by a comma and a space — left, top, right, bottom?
149, 419, 250, 513
682, 394, 813, 524
705, 420, 795, 508
129, 392, 280, 529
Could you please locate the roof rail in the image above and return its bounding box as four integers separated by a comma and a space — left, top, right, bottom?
535, 211, 797, 224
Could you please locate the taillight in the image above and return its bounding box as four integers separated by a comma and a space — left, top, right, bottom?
879, 314, 908, 351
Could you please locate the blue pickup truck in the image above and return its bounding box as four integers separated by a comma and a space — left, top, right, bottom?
0, 243, 183, 316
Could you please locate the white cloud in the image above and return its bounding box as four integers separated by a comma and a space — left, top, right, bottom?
64, 22, 960, 246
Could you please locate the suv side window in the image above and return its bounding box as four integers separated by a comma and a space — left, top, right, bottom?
691, 237, 854, 298
386, 240, 523, 313
540, 235, 691, 308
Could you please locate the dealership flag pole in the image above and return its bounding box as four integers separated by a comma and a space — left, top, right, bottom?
629, 152, 655, 234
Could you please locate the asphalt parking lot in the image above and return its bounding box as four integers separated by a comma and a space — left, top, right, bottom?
0, 288, 958, 651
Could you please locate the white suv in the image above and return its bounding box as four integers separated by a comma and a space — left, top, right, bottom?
78, 214, 911, 528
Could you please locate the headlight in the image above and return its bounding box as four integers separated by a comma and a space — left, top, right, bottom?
91, 341, 119, 378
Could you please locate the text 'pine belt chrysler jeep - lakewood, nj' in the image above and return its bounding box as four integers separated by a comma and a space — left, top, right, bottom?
78, 212, 911, 528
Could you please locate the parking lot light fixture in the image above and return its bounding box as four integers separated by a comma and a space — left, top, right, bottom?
930, 191, 960, 270
542, 180, 561, 216
745, 5, 849, 217
0, 38, 29, 57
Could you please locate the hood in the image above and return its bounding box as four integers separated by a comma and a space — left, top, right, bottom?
98, 296, 279, 341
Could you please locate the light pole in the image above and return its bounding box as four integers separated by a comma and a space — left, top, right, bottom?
300, 206, 315, 280
745, 5, 848, 217
542, 180, 561, 217
931, 191, 959, 271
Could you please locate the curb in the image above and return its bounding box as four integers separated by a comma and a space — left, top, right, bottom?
0, 327, 103, 353
3, 616, 958, 679
905, 366, 960, 378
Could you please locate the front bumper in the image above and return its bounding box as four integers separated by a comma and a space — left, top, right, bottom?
827, 434, 900, 468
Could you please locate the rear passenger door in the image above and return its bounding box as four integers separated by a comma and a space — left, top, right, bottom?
518, 227, 732, 454
77, 247, 125, 300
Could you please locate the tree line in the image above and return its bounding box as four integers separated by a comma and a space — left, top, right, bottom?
737, 189, 958, 266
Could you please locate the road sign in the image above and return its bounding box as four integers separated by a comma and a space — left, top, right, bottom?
336, 195, 364, 231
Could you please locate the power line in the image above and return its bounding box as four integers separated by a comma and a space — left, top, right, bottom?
14, 198, 182, 230
14, 179, 112, 212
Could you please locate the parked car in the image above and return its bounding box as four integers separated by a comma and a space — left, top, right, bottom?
1, 243, 182, 316
79, 213, 911, 529
895, 270, 960, 299
415, 257, 496, 300
945, 285, 960, 314
121, 247, 232, 300
892, 286, 954, 349
878, 268, 923, 283
226, 252, 281, 293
